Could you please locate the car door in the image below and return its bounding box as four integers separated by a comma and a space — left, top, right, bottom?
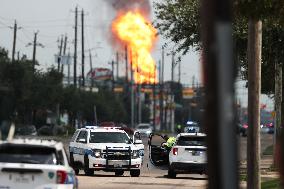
73, 130, 88, 163
148, 133, 168, 166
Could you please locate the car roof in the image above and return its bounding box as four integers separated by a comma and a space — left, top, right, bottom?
177, 133, 206, 137
0, 138, 64, 150
80, 127, 126, 133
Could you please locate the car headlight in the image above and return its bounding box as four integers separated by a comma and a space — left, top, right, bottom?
92, 149, 102, 158
146, 130, 151, 134
132, 150, 139, 158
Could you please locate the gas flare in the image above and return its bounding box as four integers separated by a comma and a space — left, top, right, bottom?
112, 11, 157, 84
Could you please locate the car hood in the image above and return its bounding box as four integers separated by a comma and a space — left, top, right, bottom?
88, 143, 139, 150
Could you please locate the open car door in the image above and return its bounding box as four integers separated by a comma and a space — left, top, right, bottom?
148, 133, 169, 166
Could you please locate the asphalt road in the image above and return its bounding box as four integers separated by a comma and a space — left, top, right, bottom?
76, 137, 208, 189
31, 133, 273, 188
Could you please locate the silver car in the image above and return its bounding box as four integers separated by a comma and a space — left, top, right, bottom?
136, 123, 153, 137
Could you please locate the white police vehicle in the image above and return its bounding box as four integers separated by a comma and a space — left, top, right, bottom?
0, 139, 78, 189
69, 126, 142, 177
168, 133, 207, 178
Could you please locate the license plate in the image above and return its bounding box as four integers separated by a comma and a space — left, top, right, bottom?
13, 175, 31, 183
114, 164, 122, 168
192, 151, 200, 156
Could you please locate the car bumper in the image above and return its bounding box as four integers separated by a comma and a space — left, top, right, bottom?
89, 157, 142, 171
170, 162, 207, 173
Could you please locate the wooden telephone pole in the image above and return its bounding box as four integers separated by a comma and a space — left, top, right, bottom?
73, 6, 78, 87
247, 19, 262, 189
81, 9, 85, 87
11, 20, 21, 63
26, 31, 44, 72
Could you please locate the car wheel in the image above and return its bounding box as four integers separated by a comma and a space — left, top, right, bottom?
84, 155, 94, 176
168, 169, 176, 178
115, 170, 124, 176
130, 170, 140, 177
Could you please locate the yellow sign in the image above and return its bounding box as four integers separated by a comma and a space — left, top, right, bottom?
271, 111, 276, 118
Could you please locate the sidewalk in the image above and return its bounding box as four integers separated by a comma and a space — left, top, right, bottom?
239, 155, 280, 188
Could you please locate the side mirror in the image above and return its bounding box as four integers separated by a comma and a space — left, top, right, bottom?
134, 140, 143, 144
78, 138, 87, 143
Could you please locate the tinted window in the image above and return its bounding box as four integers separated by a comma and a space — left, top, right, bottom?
89, 132, 130, 143
176, 136, 206, 146
71, 130, 80, 142
137, 125, 151, 129
57, 150, 65, 165
76, 130, 87, 142
0, 145, 58, 164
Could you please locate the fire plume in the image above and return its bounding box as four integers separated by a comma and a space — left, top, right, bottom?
112, 11, 157, 84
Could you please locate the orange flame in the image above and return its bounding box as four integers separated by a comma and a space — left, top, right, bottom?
112, 11, 157, 84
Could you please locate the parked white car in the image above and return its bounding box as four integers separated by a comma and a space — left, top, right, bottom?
136, 123, 153, 137
168, 133, 207, 178
69, 126, 142, 177
0, 139, 78, 189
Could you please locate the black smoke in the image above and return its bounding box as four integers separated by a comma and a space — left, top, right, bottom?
106, 0, 151, 16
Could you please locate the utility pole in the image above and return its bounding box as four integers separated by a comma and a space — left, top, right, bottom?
57, 36, 63, 72
153, 63, 157, 131
67, 51, 71, 85
81, 9, 85, 87
11, 20, 21, 63
202, 0, 237, 188
116, 52, 119, 81
26, 31, 44, 72
74, 6, 78, 87
61, 35, 68, 73
274, 62, 282, 164
247, 19, 262, 189
89, 50, 94, 88
111, 60, 115, 91
125, 46, 128, 83
159, 46, 165, 131
138, 84, 142, 124
170, 51, 175, 131
130, 56, 135, 128
178, 61, 181, 83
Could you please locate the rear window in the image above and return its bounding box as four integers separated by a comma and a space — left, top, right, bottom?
0, 145, 58, 165
176, 136, 206, 146
137, 125, 151, 129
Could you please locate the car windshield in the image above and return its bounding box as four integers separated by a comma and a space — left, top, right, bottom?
89, 132, 130, 143
176, 136, 206, 146
0, 145, 58, 164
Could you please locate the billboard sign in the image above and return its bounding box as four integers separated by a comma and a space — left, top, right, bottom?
87, 68, 113, 81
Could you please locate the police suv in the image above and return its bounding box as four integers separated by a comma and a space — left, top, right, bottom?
168, 133, 207, 178
0, 139, 78, 189
69, 126, 143, 177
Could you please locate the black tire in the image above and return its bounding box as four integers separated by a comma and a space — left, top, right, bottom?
168, 169, 176, 178
130, 169, 140, 177
115, 170, 124, 176
70, 153, 80, 175
84, 155, 94, 176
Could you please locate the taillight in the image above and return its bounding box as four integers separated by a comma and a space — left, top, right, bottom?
173, 148, 178, 155
57, 170, 67, 184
